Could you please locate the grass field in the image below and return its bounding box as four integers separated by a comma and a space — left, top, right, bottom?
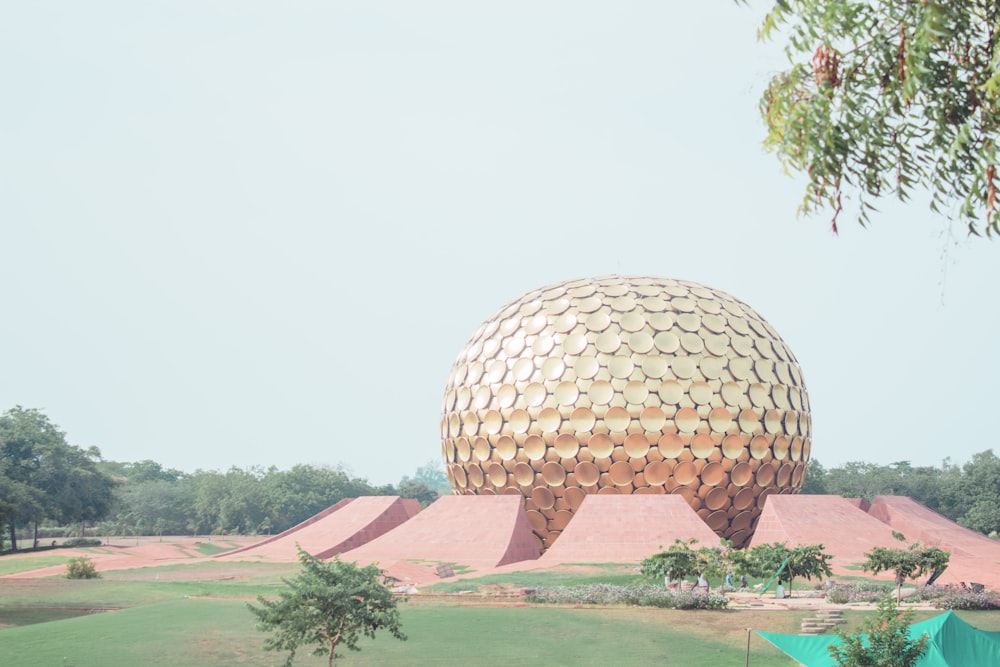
4, 555, 1000, 666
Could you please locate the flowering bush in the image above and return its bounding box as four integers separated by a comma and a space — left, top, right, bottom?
524, 584, 728, 609
825, 582, 890, 604
934, 588, 1000, 610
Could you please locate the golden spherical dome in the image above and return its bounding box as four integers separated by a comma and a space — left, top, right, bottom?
440, 276, 811, 550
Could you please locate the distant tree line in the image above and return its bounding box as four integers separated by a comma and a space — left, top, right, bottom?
801, 453, 1000, 536
0, 406, 447, 551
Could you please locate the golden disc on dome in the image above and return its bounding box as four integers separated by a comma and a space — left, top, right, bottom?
680, 332, 705, 354
755, 464, 776, 487
596, 330, 621, 354
627, 331, 654, 354
675, 407, 700, 433
609, 461, 636, 486
722, 434, 747, 459
524, 434, 546, 461
658, 433, 684, 458
701, 461, 726, 487
654, 331, 680, 353
531, 486, 555, 510
772, 435, 790, 461
609, 356, 635, 379
739, 409, 761, 434
699, 356, 725, 379
538, 408, 562, 433
730, 508, 754, 530
564, 486, 587, 510
641, 355, 669, 378
777, 463, 794, 487
467, 464, 485, 488
658, 380, 685, 404
623, 380, 649, 405
513, 462, 535, 486
731, 462, 753, 487
588, 433, 615, 458
570, 407, 597, 432
639, 406, 667, 431
708, 407, 733, 432
587, 380, 615, 405
706, 508, 730, 530
791, 463, 806, 486
610, 295, 637, 312
564, 333, 588, 355
576, 295, 602, 312
585, 310, 612, 332
574, 355, 600, 379
749, 435, 770, 459
671, 356, 697, 379
691, 433, 715, 458
689, 381, 713, 405
790, 436, 803, 461
541, 357, 566, 381
496, 435, 517, 461
605, 406, 631, 432
487, 462, 508, 487
473, 436, 490, 461
574, 461, 600, 486
643, 460, 670, 485
620, 311, 646, 332
524, 382, 547, 407
554, 433, 580, 459
542, 461, 567, 486
624, 433, 651, 458
554, 381, 580, 406
764, 409, 782, 434
483, 410, 503, 435
456, 437, 472, 462
673, 461, 698, 485
720, 382, 743, 406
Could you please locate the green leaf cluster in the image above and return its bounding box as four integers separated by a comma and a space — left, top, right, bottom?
757, 0, 1000, 235
829, 596, 929, 667
731, 541, 833, 595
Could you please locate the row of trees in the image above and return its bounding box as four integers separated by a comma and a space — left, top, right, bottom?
801, 452, 1000, 536
0, 406, 448, 551
96, 460, 445, 540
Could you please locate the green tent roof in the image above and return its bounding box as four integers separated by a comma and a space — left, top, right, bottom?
757, 611, 1000, 666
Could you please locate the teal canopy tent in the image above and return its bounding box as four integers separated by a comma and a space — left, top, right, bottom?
757, 611, 1000, 666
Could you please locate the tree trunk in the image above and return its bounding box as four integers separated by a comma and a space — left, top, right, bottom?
7, 521, 16, 551
33, 520, 40, 548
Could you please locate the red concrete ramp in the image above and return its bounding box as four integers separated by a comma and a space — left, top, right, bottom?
868, 496, 1000, 559
749, 495, 904, 571
867, 495, 1000, 589
339, 495, 540, 571
217, 496, 420, 562
538, 494, 721, 565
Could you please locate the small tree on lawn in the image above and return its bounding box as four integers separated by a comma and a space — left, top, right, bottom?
248, 546, 406, 666
829, 596, 928, 667
862, 539, 951, 604
641, 538, 700, 587
733, 542, 833, 597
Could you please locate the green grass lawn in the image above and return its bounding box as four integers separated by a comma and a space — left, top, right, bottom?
4, 556, 1000, 666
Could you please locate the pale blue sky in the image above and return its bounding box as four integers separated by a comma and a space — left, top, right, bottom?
2, 2, 996, 484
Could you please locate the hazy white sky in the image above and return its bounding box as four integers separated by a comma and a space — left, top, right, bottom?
2, 2, 996, 485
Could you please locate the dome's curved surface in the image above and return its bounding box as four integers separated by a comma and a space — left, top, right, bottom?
440, 276, 811, 550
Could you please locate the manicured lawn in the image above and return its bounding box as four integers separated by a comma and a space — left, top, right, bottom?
0, 555, 72, 576
1, 597, 806, 666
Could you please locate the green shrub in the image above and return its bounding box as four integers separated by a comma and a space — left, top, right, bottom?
65, 556, 100, 579
63, 537, 102, 548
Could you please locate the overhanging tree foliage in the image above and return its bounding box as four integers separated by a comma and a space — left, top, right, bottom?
248, 547, 406, 666
755, 0, 1000, 235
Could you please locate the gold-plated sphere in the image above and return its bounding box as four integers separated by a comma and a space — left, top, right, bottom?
441, 276, 811, 550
